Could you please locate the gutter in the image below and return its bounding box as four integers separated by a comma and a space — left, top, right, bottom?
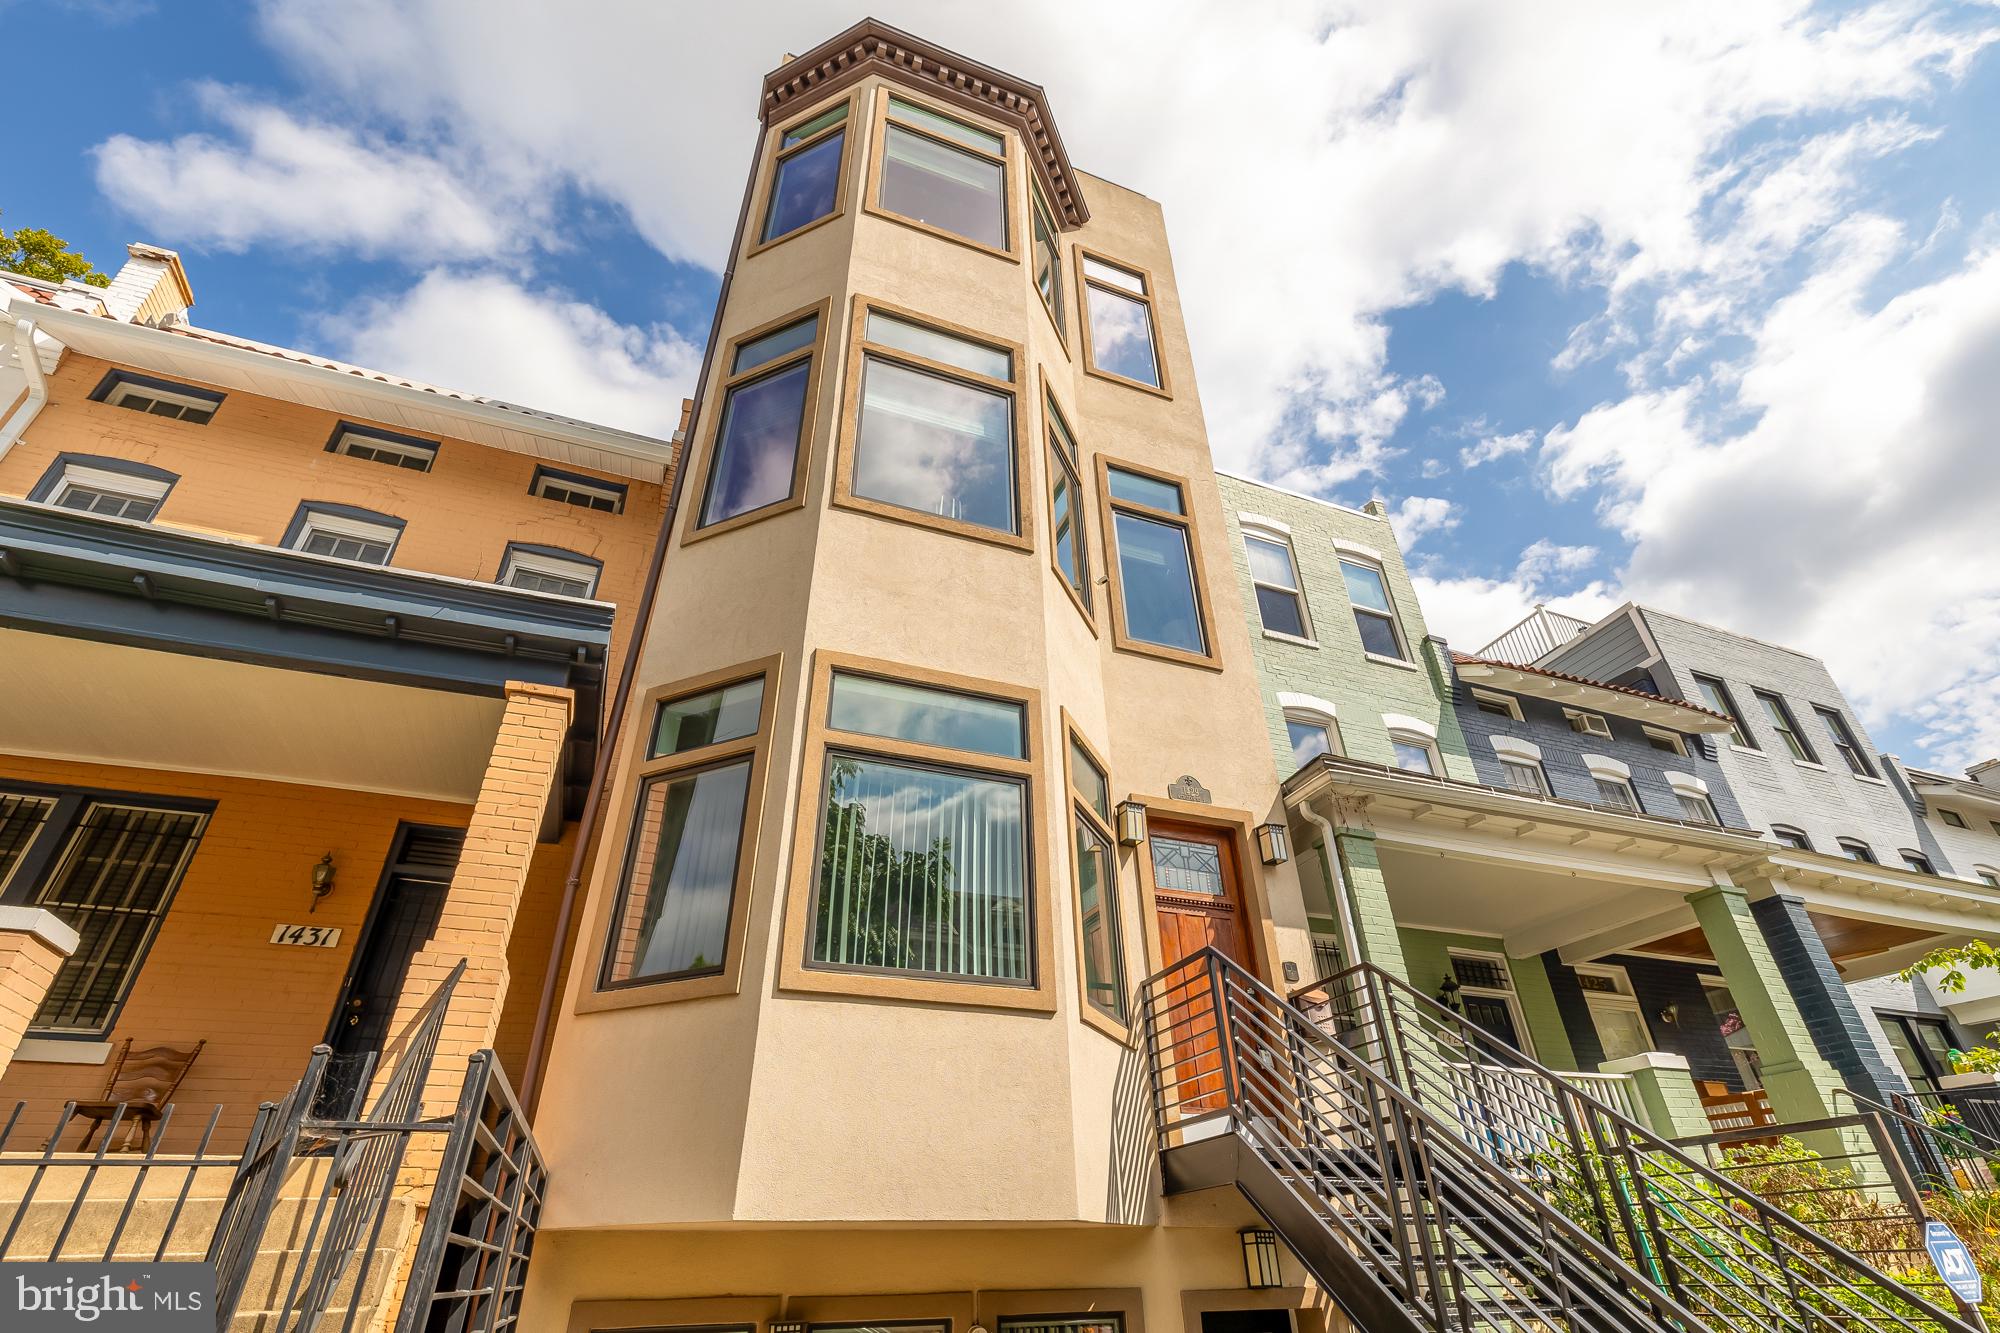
517, 103, 772, 1114
0, 311, 50, 463
1290, 795, 1363, 975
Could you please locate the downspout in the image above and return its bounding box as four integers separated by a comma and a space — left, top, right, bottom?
1293, 789, 1362, 974
0, 313, 49, 463
517, 115, 773, 1114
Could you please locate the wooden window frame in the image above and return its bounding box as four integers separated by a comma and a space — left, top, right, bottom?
779, 650, 1054, 1012
577, 655, 782, 1012
1095, 454, 1220, 670
1042, 375, 1096, 631
681, 299, 832, 546
1469, 688, 1523, 722
1075, 247, 1172, 399
745, 91, 858, 258
1063, 713, 1131, 1043
1642, 725, 1689, 757
833, 295, 1032, 552
864, 85, 1020, 264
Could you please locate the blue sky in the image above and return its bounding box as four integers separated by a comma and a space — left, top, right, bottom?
9, 0, 2000, 769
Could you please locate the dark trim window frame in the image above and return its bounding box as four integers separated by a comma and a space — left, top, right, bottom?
1837, 837, 1878, 864
687, 301, 830, 542
1813, 705, 1876, 777
1900, 849, 1937, 875
1771, 825, 1813, 850
529, 465, 627, 514
283, 501, 406, 566
324, 421, 440, 473
753, 94, 853, 251
0, 780, 213, 1038
1690, 674, 1754, 749
88, 370, 224, 425
28, 453, 180, 521
1753, 689, 1817, 763
1031, 179, 1067, 344
1097, 456, 1216, 668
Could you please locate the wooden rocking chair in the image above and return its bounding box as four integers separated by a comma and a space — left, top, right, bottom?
70, 1038, 206, 1152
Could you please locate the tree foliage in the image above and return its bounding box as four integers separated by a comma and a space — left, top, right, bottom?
0, 216, 112, 287
1899, 938, 2000, 994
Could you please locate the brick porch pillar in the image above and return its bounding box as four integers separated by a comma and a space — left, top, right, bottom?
0, 908, 80, 1080
387, 681, 574, 1122
1327, 825, 1415, 984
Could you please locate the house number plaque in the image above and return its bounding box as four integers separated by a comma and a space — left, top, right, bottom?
270, 924, 342, 948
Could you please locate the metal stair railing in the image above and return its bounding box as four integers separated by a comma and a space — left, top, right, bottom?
1139, 947, 1978, 1333
1288, 959, 1981, 1333
1838, 1085, 2000, 1192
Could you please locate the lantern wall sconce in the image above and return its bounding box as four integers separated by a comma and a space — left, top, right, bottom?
1240, 1226, 1283, 1287
309, 853, 336, 912
1116, 800, 1149, 847
1436, 974, 1463, 1014
1255, 822, 1290, 866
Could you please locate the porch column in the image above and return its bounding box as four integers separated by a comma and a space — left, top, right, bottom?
1686, 884, 1845, 1124
1328, 825, 1414, 984
0, 908, 79, 1080
1600, 1051, 1710, 1139
1747, 892, 1904, 1106
391, 681, 573, 1117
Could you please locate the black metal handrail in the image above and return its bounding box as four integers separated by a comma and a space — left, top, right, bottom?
1839, 1085, 2000, 1190
1143, 948, 1976, 1332
394, 1049, 546, 1333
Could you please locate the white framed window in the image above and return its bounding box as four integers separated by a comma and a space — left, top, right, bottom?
1583, 754, 1640, 812
1244, 529, 1312, 641
1901, 849, 1937, 875
289, 506, 401, 566
1573, 963, 1651, 1063
1390, 733, 1439, 775
1975, 866, 1999, 888
530, 466, 626, 514
1837, 838, 1877, 864
499, 546, 600, 598
43, 463, 172, 522
92, 371, 222, 425
1339, 556, 1410, 662
1939, 808, 1968, 829
1677, 792, 1720, 825
1471, 688, 1523, 721
1642, 726, 1688, 757
1771, 825, 1812, 850
1565, 709, 1612, 740
1284, 713, 1340, 770
1499, 758, 1549, 796
327, 423, 438, 472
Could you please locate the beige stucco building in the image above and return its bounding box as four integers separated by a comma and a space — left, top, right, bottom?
522, 20, 1330, 1333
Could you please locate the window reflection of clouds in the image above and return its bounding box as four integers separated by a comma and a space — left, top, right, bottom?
829, 673, 1024, 758
853, 358, 1015, 532
1087, 283, 1159, 386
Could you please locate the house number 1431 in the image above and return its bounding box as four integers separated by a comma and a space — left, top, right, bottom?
270, 924, 342, 947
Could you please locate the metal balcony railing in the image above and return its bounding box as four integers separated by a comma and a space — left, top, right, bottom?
1140, 948, 1976, 1333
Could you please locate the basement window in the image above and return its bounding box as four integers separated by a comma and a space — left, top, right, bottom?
90, 370, 223, 425
326, 422, 438, 472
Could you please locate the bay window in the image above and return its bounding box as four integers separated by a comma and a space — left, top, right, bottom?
597, 665, 774, 997
1032, 182, 1066, 337
1045, 393, 1092, 617
694, 307, 823, 534
800, 663, 1040, 994
874, 94, 1009, 252
760, 99, 848, 245
1067, 724, 1127, 1032
840, 302, 1024, 543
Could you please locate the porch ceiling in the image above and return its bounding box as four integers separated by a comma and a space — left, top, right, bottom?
0, 627, 505, 801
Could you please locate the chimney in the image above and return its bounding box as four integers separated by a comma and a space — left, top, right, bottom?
1969, 758, 2000, 790
101, 243, 195, 325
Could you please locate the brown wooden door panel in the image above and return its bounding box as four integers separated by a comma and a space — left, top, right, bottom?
1150, 822, 1251, 1113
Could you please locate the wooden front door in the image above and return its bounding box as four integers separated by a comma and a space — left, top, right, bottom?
1150, 822, 1254, 1113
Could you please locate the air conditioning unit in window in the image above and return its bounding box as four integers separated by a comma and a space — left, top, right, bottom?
1565, 710, 1612, 739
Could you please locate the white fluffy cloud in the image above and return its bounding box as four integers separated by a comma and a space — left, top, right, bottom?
92, 84, 521, 259
1460, 429, 1536, 469
327, 271, 701, 439
1388, 496, 1459, 550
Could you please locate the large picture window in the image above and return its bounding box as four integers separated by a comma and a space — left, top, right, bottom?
872, 94, 1009, 253
596, 664, 775, 1000
838, 300, 1026, 546
1099, 459, 1214, 666
785, 655, 1051, 1010
759, 99, 849, 246
1079, 251, 1165, 392
1045, 391, 1092, 620
0, 784, 211, 1037
692, 306, 824, 537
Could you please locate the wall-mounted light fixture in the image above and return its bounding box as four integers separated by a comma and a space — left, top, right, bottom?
1116, 800, 1149, 847
309, 853, 337, 913
1659, 1002, 1681, 1027
1255, 822, 1290, 866
1240, 1226, 1283, 1287
1436, 974, 1463, 1014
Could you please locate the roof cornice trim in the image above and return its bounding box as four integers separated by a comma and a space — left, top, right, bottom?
761, 19, 1089, 227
